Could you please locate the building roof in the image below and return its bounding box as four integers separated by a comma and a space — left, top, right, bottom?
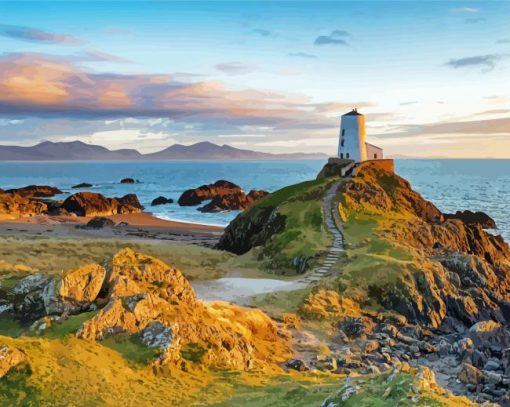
365, 142, 383, 150
342, 108, 363, 116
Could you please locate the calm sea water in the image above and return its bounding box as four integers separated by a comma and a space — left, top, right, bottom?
0, 159, 508, 242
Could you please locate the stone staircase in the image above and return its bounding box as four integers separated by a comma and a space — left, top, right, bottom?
299, 180, 345, 283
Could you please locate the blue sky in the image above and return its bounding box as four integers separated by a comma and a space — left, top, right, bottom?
0, 1, 509, 157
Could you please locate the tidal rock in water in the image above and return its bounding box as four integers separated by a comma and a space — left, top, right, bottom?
61, 192, 143, 216
151, 196, 174, 206
178, 180, 242, 206
72, 183, 93, 189
120, 178, 138, 184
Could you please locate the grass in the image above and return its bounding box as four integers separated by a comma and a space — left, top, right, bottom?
39, 311, 98, 339
0, 315, 26, 337
239, 177, 338, 275
101, 333, 161, 364
0, 236, 235, 281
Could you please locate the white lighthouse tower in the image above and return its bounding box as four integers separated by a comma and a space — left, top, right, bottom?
337, 108, 367, 162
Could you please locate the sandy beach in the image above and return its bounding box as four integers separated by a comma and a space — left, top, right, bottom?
0, 211, 223, 245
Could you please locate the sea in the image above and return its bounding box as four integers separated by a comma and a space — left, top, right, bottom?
0, 159, 508, 242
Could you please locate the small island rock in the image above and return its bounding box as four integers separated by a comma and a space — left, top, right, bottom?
151, 196, 174, 206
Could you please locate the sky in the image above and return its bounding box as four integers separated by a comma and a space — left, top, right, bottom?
0, 0, 509, 157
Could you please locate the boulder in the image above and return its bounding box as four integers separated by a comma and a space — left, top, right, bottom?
151, 196, 174, 206
0, 345, 28, 378
120, 178, 138, 184
178, 180, 242, 206
5, 185, 62, 197
138, 321, 174, 350
59, 264, 106, 304
198, 189, 268, 212
84, 216, 116, 229
286, 359, 308, 372
61, 192, 143, 216
444, 210, 497, 229
0, 191, 48, 218
72, 182, 93, 189
458, 363, 483, 385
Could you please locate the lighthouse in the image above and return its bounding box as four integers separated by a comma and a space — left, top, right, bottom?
337, 109, 383, 162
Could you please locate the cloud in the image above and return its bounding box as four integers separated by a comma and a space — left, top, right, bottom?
465, 17, 486, 24
251, 29, 276, 37
496, 39, 510, 44
288, 52, 317, 59
314, 30, 350, 46
456, 7, 479, 13
445, 54, 508, 71
0, 24, 81, 45
0, 52, 344, 135
400, 101, 418, 106
215, 62, 257, 75
375, 116, 510, 139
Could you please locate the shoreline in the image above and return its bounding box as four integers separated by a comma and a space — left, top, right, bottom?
0, 211, 223, 231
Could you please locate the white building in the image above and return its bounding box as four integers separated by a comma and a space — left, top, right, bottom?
337, 109, 383, 162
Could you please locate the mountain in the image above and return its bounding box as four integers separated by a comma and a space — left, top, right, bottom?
0, 141, 327, 161
0, 141, 142, 161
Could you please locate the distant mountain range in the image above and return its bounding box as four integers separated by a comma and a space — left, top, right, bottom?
0, 141, 327, 161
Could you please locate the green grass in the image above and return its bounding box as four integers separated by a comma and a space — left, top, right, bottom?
0, 316, 26, 338
209, 374, 340, 407
101, 333, 160, 364
243, 177, 338, 275
39, 311, 98, 339
0, 363, 39, 407
322, 372, 444, 407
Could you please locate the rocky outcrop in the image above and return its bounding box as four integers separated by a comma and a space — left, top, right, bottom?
0, 345, 28, 378
178, 180, 267, 212
198, 189, 269, 213
316, 157, 354, 179
151, 196, 173, 206
61, 192, 143, 216
72, 182, 93, 189
5, 185, 62, 198
217, 206, 286, 254
76, 248, 291, 370
6, 264, 106, 321
0, 191, 48, 218
444, 210, 497, 229
337, 165, 510, 329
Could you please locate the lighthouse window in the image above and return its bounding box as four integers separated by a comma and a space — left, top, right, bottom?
374, 153, 377, 159
346, 153, 350, 159
340, 153, 343, 159
341, 140, 345, 147
341, 129, 345, 136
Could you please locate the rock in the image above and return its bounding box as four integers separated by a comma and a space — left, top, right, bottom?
61, 192, 143, 216
178, 180, 241, 206
338, 317, 368, 338
286, 359, 308, 372
315, 356, 337, 371
453, 337, 474, 355
72, 182, 93, 189
77, 248, 292, 370
364, 340, 380, 353
84, 216, 115, 229
0, 345, 28, 378
444, 210, 497, 229
120, 178, 138, 184
5, 185, 62, 197
198, 189, 269, 213
459, 363, 484, 385
0, 190, 48, 218
59, 264, 106, 304
483, 370, 502, 385
178, 180, 268, 212
216, 206, 286, 255
468, 321, 510, 348
483, 360, 501, 372
138, 321, 174, 350
151, 196, 173, 206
